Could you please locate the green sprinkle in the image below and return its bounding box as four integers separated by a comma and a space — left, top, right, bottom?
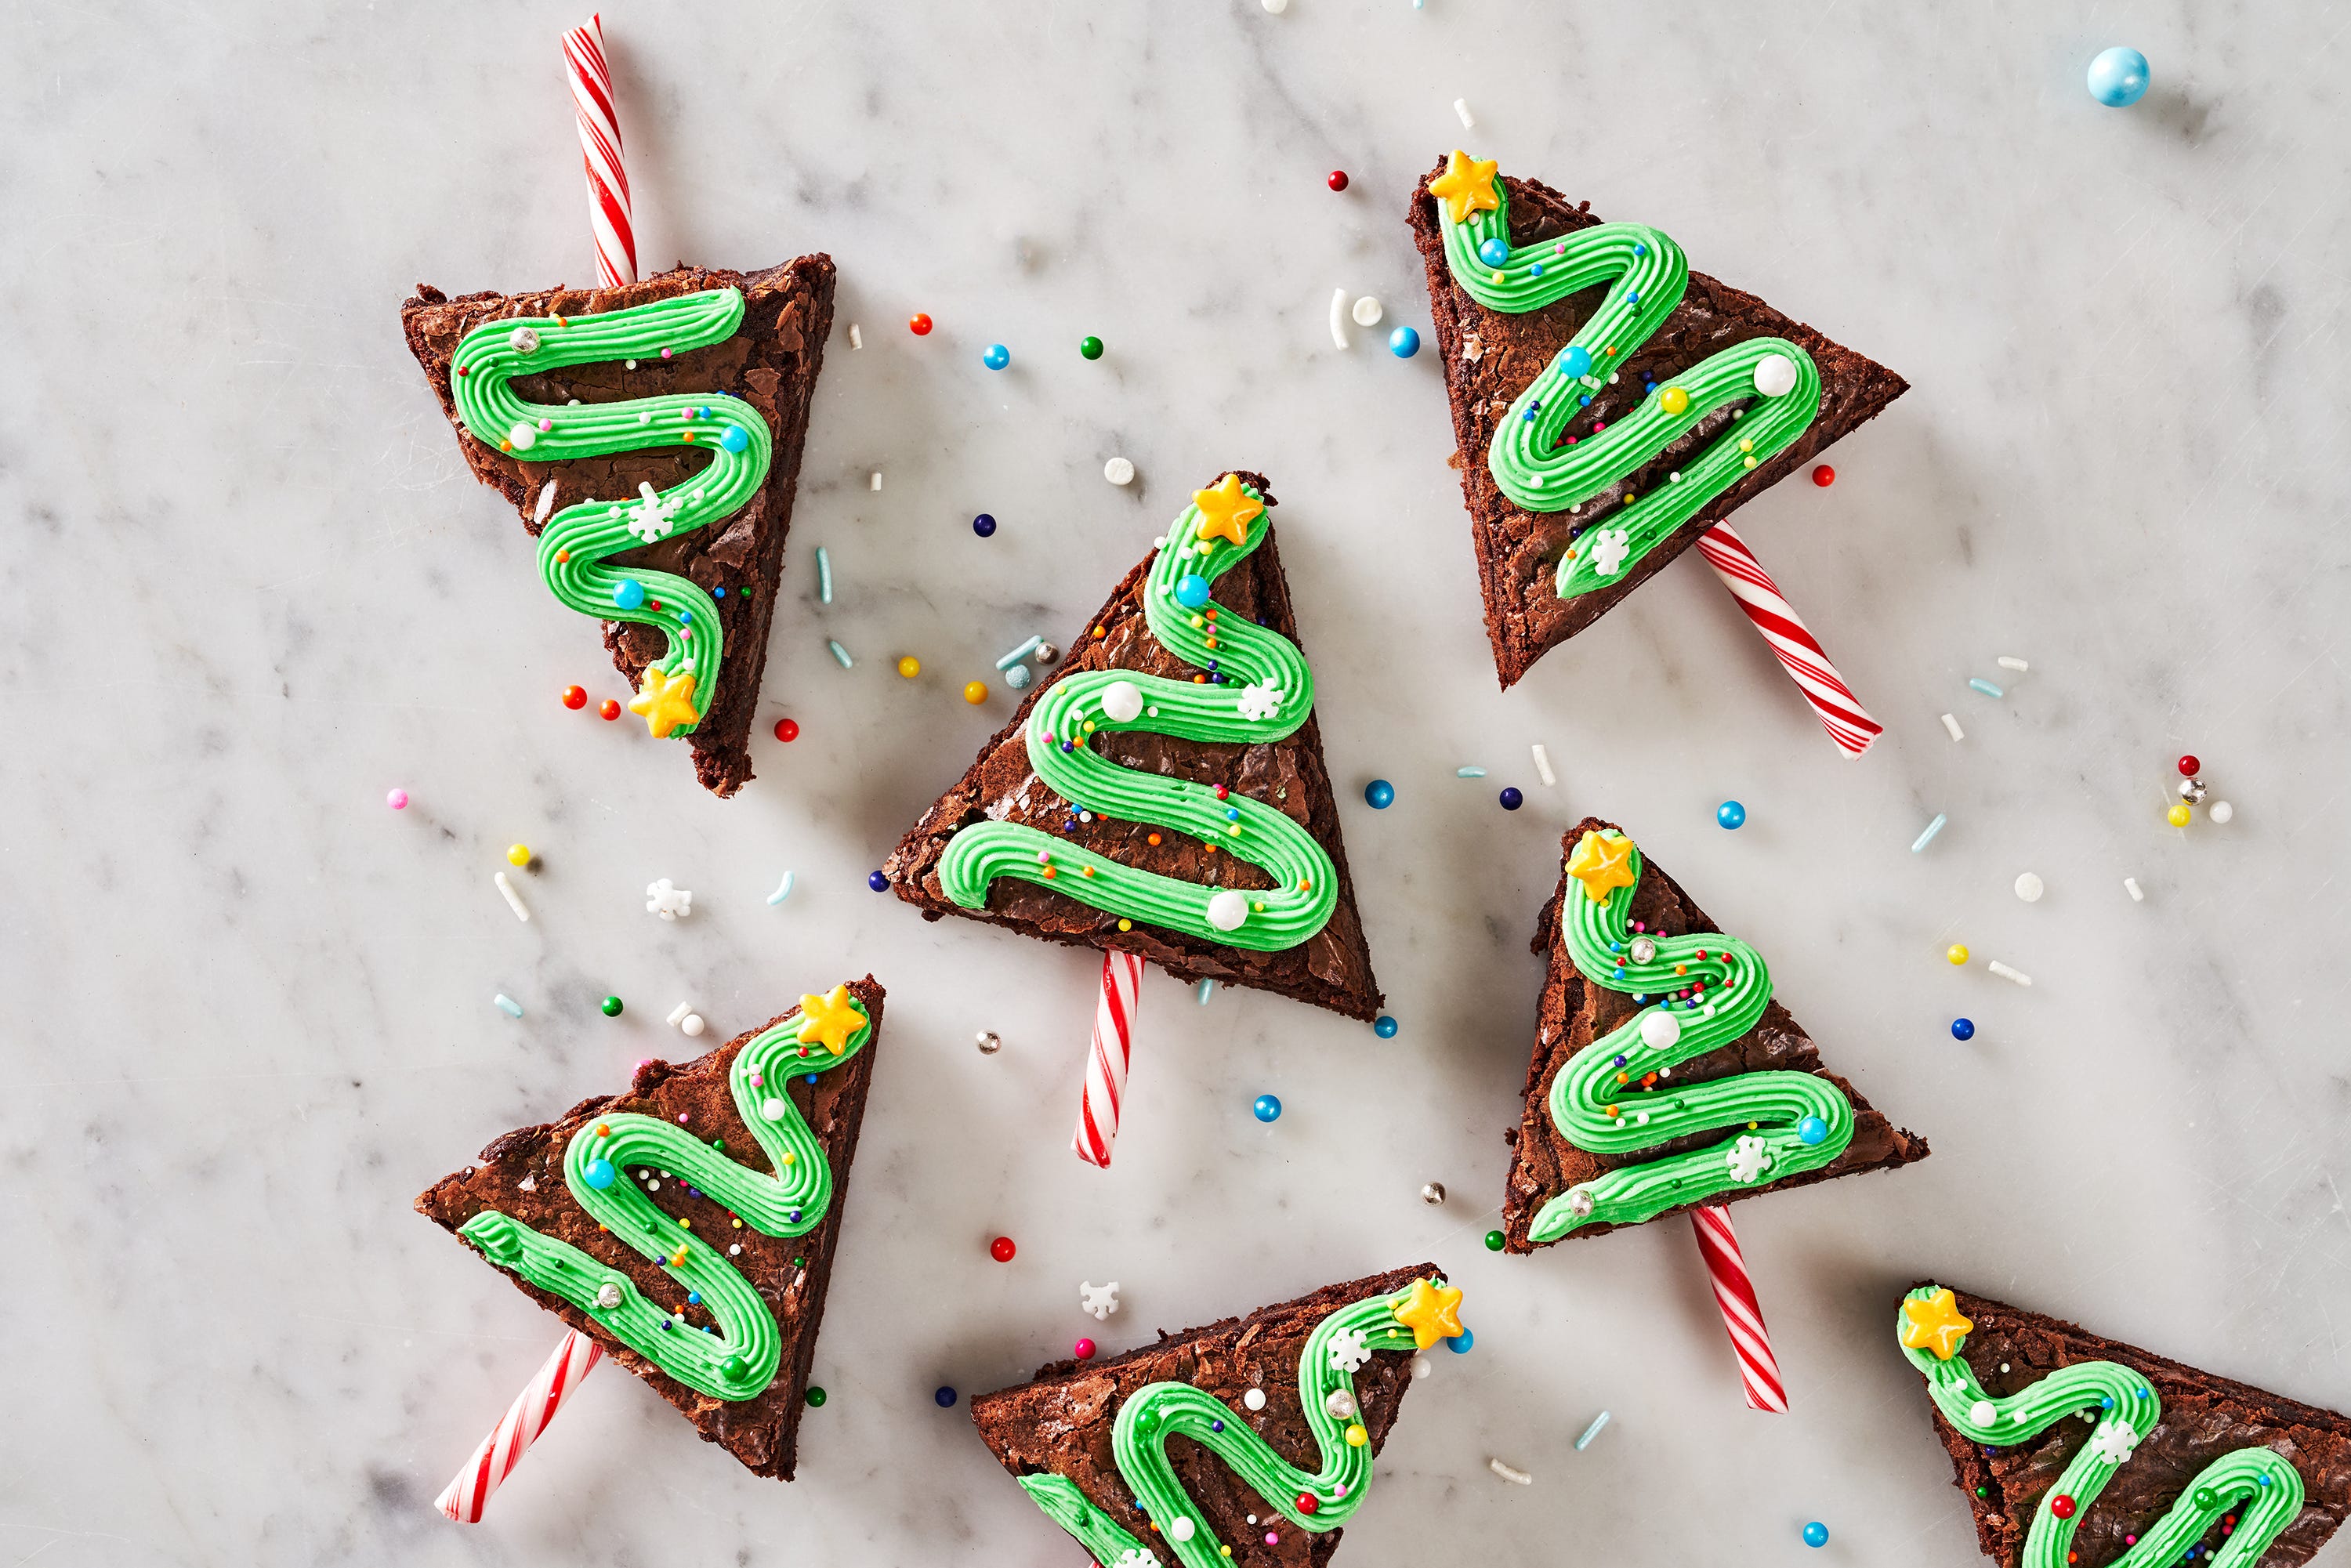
1080, 335, 1104, 360
600, 995, 625, 1017
805, 1386, 827, 1407
1484, 1230, 1505, 1251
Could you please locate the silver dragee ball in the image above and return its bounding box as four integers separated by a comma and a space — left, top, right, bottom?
1421, 1182, 1446, 1205
1034, 643, 1059, 664
2178, 777, 2208, 802
1627, 936, 1657, 965
976, 1030, 1002, 1054
1324, 1389, 1360, 1420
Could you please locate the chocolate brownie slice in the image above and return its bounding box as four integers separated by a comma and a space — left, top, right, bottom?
1500, 819, 1926, 1248
882, 472, 1382, 1020
1918, 1287, 2351, 1568
971, 1264, 1436, 1567
415, 976, 883, 1480
1407, 161, 1907, 689
401, 257, 835, 796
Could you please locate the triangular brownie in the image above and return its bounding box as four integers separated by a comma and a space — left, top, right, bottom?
401, 257, 835, 795
971, 1264, 1451, 1567
1500, 819, 1926, 1248
1897, 1284, 2351, 1567
1407, 154, 1907, 688
415, 976, 883, 1480
882, 471, 1381, 1019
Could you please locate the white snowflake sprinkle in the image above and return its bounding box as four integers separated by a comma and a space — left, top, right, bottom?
1235, 681, 1285, 723
1588, 526, 1633, 578
1328, 1327, 1372, 1374
2088, 1418, 2139, 1465
1081, 1280, 1120, 1320
646, 878, 693, 920
1726, 1134, 1773, 1184
625, 480, 683, 543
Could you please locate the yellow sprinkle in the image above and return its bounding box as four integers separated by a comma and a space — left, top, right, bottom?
1346, 1423, 1368, 1447
1118, 918, 1132, 931
1743, 457, 1757, 469
896, 655, 920, 679
962, 680, 987, 704
781, 1151, 795, 1166
2167, 802, 2192, 827
679, 1218, 691, 1228
1738, 438, 1754, 453
505, 843, 531, 867
1947, 944, 1970, 965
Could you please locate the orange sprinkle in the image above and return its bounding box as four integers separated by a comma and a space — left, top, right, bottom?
1204, 845, 1219, 855
1147, 833, 1162, 846
596, 1123, 609, 1135
1081, 867, 1095, 878
683, 431, 696, 443
500, 440, 514, 452
1604, 346, 1617, 355
1605, 1105, 1620, 1117
1204, 638, 1217, 650
1193, 674, 1206, 684
1093, 625, 1107, 638
556, 548, 572, 563
552, 314, 567, 328
1041, 867, 1057, 879
1616, 1071, 1629, 1085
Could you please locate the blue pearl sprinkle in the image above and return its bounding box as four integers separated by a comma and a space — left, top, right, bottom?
1476, 237, 1510, 268
1212, 1419, 1225, 1432
1559, 346, 1592, 377
1951, 1017, 1976, 1041
687, 1291, 701, 1305
1225, 808, 1239, 821
1716, 799, 1747, 830
583, 1158, 617, 1189
1802, 1522, 1830, 1548
1364, 778, 1395, 809
613, 578, 647, 610
1373, 1014, 1399, 1038
1389, 325, 1420, 358
972, 512, 997, 538
1530, 263, 1543, 277
1499, 787, 1523, 811
983, 343, 1010, 370
1175, 574, 1212, 610
1446, 1330, 1473, 1353
1797, 1115, 1829, 1146
2087, 45, 2150, 107
867, 870, 889, 892
719, 425, 750, 453
935, 1386, 958, 1407
1253, 1094, 1282, 1123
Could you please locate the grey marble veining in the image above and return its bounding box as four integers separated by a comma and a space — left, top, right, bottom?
5, 1, 2350, 1563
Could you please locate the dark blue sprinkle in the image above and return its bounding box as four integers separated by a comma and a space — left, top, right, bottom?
804, 1073, 817, 1085
788, 1209, 802, 1222
1212, 1419, 1225, 1432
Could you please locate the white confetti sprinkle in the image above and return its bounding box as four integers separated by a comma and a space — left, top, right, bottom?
870, 471, 882, 491
1531, 744, 1556, 785
1940, 712, 1965, 742
1987, 960, 2033, 987
493, 871, 530, 923
1454, 97, 1476, 128
2013, 871, 2044, 903
667, 1001, 694, 1027
1997, 656, 2030, 672
1103, 457, 1136, 486
1329, 287, 1350, 350
2124, 877, 2144, 902
1350, 296, 1384, 328
534, 478, 558, 524
847, 323, 861, 350
1489, 1458, 1533, 1485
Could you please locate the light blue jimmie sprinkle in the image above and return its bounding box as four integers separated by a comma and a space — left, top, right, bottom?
816, 546, 834, 605
1575, 1410, 1611, 1450
1969, 677, 2003, 697
493, 994, 523, 1019
827, 639, 853, 670
766, 871, 795, 907
1456, 766, 1488, 778
1911, 813, 1948, 853
995, 636, 1044, 672
1196, 978, 1217, 1005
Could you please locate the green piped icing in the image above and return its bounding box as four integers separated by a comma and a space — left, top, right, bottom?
1014, 1281, 1441, 1568
1434, 159, 1822, 601
457, 993, 869, 1402
448, 288, 773, 735
934, 481, 1338, 951
1527, 829, 1853, 1241
1899, 1286, 2304, 1568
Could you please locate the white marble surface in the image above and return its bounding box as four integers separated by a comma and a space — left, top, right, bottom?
9, 2, 2351, 1563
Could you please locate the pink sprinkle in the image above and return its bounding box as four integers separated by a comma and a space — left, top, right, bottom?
749, 1074, 765, 1088
1265, 1534, 1279, 1546
385, 788, 408, 809
1632, 922, 1646, 932
677, 1113, 690, 1124
538, 418, 552, 432
1333, 1483, 1347, 1498
661, 346, 674, 359
1074, 1338, 1096, 1359
1593, 421, 1607, 433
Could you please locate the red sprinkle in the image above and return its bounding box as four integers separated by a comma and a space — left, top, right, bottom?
1295, 1494, 1320, 1516
774, 718, 801, 743
908, 313, 933, 336
989, 1235, 1016, 1263
1812, 464, 1836, 487
562, 684, 587, 710
2177, 754, 2200, 777
1327, 170, 1349, 192
2050, 1495, 2078, 1520
598, 699, 621, 721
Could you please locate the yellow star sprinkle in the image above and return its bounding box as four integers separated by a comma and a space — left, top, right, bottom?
1428, 149, 1502, 226
795, 983, 866, 1056
1900, 1287, 1974, 1361
1393, 1277, 1465, 1350
1565, 829, 1638, 905
626, 664, 700, 738
1191, 473, 1263, 549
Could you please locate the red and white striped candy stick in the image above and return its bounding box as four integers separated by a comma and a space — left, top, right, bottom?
1074, 951, 1145, 1167
1689, 1204, 1788, 1413
436, 1328, 604, 1523
562, 14, 636, 288
1696, 520, 1882, 758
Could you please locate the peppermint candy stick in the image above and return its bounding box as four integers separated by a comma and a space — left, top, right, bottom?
1075, 951, 1144, 1167
561, 14, 636, 288
1690, 1205, 1788, 1413
435, 1329, 603, 1522
1696, 521, 1882, 757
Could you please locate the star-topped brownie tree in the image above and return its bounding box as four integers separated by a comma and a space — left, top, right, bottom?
1896, 1284, 2351, 1568
416, 978, 884, 1480
970, 1266, 1458, 1567
1408, 151, 1908, 687
1499, 819, 1927, 1248
882, 470, 1381, 1019
402, 258, 835, 795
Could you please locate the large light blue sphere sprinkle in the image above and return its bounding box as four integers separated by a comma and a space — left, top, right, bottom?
983, 342, 1011, 370
1716, 799, 1747, 830
1476, 236, 1510, 268
612, 578, 647, 610
1797, 1115, 1829, 1146
719, 424, 750, 453
1559, 345, 1593, 378
1802, 1522, 1830, 1548
1364, 778, 1395, 809
1389, 325, 1420, 358
2087, 46, 2150, 106
1175, 574, 1212, 609
1253, 1094, 1282, 1123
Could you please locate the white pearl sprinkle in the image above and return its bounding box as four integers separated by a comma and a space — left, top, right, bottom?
1244, 1388, 1268, 1410
2014, 871, 2045, 903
